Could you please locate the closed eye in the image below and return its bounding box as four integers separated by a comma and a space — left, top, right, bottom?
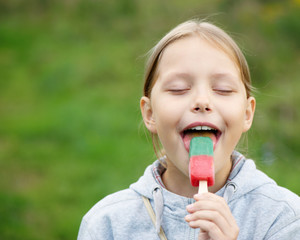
168, 89, 189, 94
214, 89, 234, 95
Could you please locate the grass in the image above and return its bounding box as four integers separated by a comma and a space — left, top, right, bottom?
0, 0, 300, 239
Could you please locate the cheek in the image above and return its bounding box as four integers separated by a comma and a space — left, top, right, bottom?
152, 97, 183, 125
151, 97, 186, 150
220, 100, 247, 127
229, 110, 245, 126
152, 107, 177, 134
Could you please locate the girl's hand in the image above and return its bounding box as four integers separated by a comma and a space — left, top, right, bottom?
185, 193, 239, 240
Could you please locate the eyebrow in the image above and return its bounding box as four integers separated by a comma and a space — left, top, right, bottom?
210, 72, 239, 81
161, 71, 241, 85
162, 72, 193, 84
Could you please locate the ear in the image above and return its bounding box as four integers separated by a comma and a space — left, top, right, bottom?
140, 96, 157, 134
243, 96, 256, 132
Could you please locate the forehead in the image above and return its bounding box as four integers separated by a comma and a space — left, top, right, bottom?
157, 35, 241, 78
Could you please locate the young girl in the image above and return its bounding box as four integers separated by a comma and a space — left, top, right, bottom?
78, 19, 300, 240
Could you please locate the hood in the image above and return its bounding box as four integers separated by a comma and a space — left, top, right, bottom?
130, 159, 168, 233
130, 163, 161, 200
130, 157, 194, 233
131, 151, 275, 201
221, 151, 276, 203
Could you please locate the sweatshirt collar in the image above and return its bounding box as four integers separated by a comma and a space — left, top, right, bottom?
130, 151, 271, 204
227, 151, 246, 182
150, 151, 245, 198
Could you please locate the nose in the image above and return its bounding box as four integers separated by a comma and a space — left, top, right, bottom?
192, 91, 212, 113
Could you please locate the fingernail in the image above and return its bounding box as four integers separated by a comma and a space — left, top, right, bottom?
194, 193, 203, 199
185, 214, 192, 221
186, 204, 193, 211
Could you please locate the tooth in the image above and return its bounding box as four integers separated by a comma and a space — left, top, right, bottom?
189, 126, 215, 131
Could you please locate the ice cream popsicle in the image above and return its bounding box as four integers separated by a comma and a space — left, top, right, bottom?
189, 136, 214, 194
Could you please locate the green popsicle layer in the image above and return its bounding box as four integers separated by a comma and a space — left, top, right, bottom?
189, 137, 213, 156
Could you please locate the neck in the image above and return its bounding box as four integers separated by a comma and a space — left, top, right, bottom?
162, 168, 197, 198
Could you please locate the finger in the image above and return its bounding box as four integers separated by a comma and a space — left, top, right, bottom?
186, 209, 239, 238
198, 231, 210, 240
189, 219, 224, 239
195, 219, 238, 240
187, 211, 239, 239
187, 193, 225, 213
186, 199, 231, 225
185, 209, 230, 237
194, 193, 227, 208
186, 193, 239, 237
188, 193, 236, 224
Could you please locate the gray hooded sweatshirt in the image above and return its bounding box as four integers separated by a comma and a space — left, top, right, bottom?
78, 151, 300, 239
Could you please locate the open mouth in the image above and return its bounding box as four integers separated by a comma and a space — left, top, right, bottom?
181, 124, 221, 152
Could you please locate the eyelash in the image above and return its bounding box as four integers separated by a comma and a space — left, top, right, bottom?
214, 89, 234, 95
167, 88, 234, 95
168, 89, 189, 94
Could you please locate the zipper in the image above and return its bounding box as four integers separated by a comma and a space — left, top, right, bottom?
187, 198, 197, 240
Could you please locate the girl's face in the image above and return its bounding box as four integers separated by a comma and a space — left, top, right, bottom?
141, 36, 255, 193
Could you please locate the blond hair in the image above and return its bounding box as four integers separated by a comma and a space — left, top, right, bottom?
142, 19, 253, 159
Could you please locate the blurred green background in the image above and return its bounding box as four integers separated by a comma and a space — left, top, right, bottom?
0, 0, 300, 239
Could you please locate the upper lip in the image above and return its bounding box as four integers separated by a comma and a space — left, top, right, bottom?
181, 122, 221, 133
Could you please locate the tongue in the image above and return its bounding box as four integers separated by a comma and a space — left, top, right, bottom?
183, 132, 217, 152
